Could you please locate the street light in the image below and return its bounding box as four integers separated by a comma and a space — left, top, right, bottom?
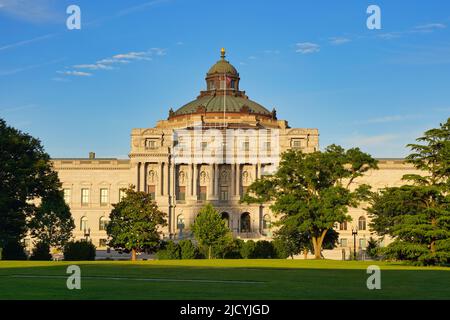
84, 227, 91, 242
352, 227, 358, 260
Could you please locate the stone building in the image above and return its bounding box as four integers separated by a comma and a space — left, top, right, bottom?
48, 49, 421, 258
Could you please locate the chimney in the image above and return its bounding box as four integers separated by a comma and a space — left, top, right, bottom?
89, 152, 95, 159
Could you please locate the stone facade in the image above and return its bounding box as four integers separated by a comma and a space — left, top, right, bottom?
44, 50, 422, 259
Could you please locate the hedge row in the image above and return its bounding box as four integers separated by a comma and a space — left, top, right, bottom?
157, 239, 288, 260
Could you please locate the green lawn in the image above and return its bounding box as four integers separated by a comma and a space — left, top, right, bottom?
0, 259, 449, 300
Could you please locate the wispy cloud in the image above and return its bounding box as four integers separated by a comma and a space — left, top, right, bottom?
0, 0, 62, 23
295, 42, 320, 54
57, 70, 92, 77
56, 49, 166, 80
354, 114, 423, 125
0, 58, 64, 76
0, 33, 55, 52
413, 23, 446, 32
329, 37, 351, 45
0, 104, 37, 113
347, 134, 399, 147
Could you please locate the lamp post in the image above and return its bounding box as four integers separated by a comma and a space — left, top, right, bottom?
84, 227, 91, 242
352, 227, 358, 260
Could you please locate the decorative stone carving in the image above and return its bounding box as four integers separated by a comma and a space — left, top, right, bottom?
148, 170, 158, 183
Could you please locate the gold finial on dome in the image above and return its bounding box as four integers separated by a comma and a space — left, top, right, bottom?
220, 48, 226, 59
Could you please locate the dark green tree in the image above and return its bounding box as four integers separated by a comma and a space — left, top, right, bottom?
0, 118, 64, 250
64, 240, 96, 261
242, 145, 377, 259
192, 203, 230, 259
156, 241, 181, 260
107, 187, 167, 261
28, 191, 74, 249
368, 118, 450, 265
30, 241, 52, 261
179, 239, 200, 259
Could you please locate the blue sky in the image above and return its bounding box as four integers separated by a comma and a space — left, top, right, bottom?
1, 0, 449, 158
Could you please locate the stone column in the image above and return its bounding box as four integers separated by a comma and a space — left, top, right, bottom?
193, 163, 198, 199
214, 163, 219, 198
208, 164, 214, 199
163, 161, 169, 196
235, 163, 240, 197
140, 162, 147, 193
253, 164, 257, 183
187, 163, 192, 197
231, 163, 235, 196
257, 162, 262, 179
158, 162, 163, 196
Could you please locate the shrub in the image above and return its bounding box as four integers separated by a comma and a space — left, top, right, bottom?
272, 239, 290, 259
64, 240, 96, 261
254, 240, 276, 258
156, 241, 181, 260
240, 240, 256, 259
30, 242, 52, 261
179, 240, 200, 259
223, 239, 244, 259
2, 240, 27, 260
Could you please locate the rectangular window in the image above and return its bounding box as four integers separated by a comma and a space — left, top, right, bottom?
359, 238, 366, 249
63, 189, 71, 204
220, 186, 228, 201
291, 138, 306, 149
199, 186, 207, 201
243, 141, 250, 152
340, 238, 348, 247
145, 139, 158, 149
119, 188, 126, 201
81, 189, 90, 205
148, 185, 156, 200
177, 186, 186, 201
100, 188, 109, 205
201, 141, 208, 152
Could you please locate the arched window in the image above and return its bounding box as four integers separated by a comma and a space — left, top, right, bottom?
221, 212, 230, 228
240, 212, 251, 233
177, 214, 185, 229
80, 216, 88, 231
358, 216, 367, 231
99, 217, 108, 231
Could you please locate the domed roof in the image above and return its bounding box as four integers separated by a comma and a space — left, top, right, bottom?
173, 95, 271, 116
207, 48, 238, 76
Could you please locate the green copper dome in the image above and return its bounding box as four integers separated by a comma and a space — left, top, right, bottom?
207, 59, 238, 75
207, 47, 238, 75
171, 49, 273, 118
173, 95, 271, 116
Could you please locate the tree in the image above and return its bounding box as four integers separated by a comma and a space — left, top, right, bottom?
179, 239, 201, 259
368, 120, 450, 265
30, 241, 52, 261
107, 187, 167, 261
242, 145, 377, 259
156, 241, 181, 260
1, 240, 27, 260
192, 203, 230, 259
28, 190, 74, 249
0, 118, 64, 250
64, 240, 96, 261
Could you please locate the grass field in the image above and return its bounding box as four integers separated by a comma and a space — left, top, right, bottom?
0, 259, 449, 300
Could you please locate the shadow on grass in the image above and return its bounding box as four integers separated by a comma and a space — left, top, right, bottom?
0, 260, 449, 300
